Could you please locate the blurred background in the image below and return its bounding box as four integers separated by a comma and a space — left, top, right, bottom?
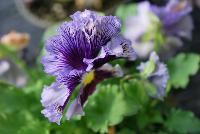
0, 0, 200, 134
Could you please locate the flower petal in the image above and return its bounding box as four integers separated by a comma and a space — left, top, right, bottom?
84, 35, 137, 71
66, 91, 85, 120
41, 82, 70, 125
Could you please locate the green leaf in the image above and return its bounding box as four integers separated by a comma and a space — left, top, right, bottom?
122, 79, 150, 107
141, 60, 156, 78
165, 109, 200, 134
136, 109, 163, 130
167, 53, 200, 88
85, 84, 134, 133
52, 120, 95, 134
0, 111, 49, 134
0, 82, 34, 114
0, 82, 49, 134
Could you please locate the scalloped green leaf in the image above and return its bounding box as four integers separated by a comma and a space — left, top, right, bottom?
0, 82, 49, 134
0, 111, 49, 134
165, 109, 200, 134
85, 84, 137, 133
52, 120, 95, 134
167, 53, 200, 88
0, 82, 34, 113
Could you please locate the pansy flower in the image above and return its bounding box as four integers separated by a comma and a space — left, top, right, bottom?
122, 0, 193, 59
137, 52, 169, 99
41, 10, 136, 124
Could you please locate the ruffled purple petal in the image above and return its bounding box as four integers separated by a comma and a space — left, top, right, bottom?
41, 82, 70, 125
42, 36, 73, 76
84, 35, 137, 71
70, 10, 121, 43
57, 69, 84, 90
43, 10, 122, 77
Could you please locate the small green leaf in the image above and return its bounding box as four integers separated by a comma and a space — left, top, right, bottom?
165, 109, 200, 134
167, 53, 200, 88
141, 60, 156, 78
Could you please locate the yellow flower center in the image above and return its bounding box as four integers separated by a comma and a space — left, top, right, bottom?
82, 71, 95, 86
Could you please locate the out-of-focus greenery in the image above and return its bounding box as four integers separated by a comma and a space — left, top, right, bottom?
0, 2, 200, 134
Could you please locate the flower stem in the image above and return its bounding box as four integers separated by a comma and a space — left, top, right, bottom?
108, 126, 116, 134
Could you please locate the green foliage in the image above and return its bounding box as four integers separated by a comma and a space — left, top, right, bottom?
52, 120, 95, 134
136, 109, 163, 130
0, 7, 199, 134
165, 109, 200, 134
167, 53, 200, 89
117, 128, 135, 134
0, 82, 49, 134
85, 84, 132, 133
0, 44, 17, 58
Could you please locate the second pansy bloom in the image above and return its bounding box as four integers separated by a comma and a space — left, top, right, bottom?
137, 52, 169, 99
41, 10, 136, 124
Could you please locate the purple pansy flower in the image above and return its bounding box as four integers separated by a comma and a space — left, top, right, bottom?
151, 0, 193, 39
41, 10, 136, 124
123, 0, 193, 59
137, 52, 169, 99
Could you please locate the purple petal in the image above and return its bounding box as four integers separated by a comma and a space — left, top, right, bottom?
42, 10, 122, 77
57, 69, 83, 90
66, 90, 85, 120
41, 82, 70, 125
84, 35, 137, 71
